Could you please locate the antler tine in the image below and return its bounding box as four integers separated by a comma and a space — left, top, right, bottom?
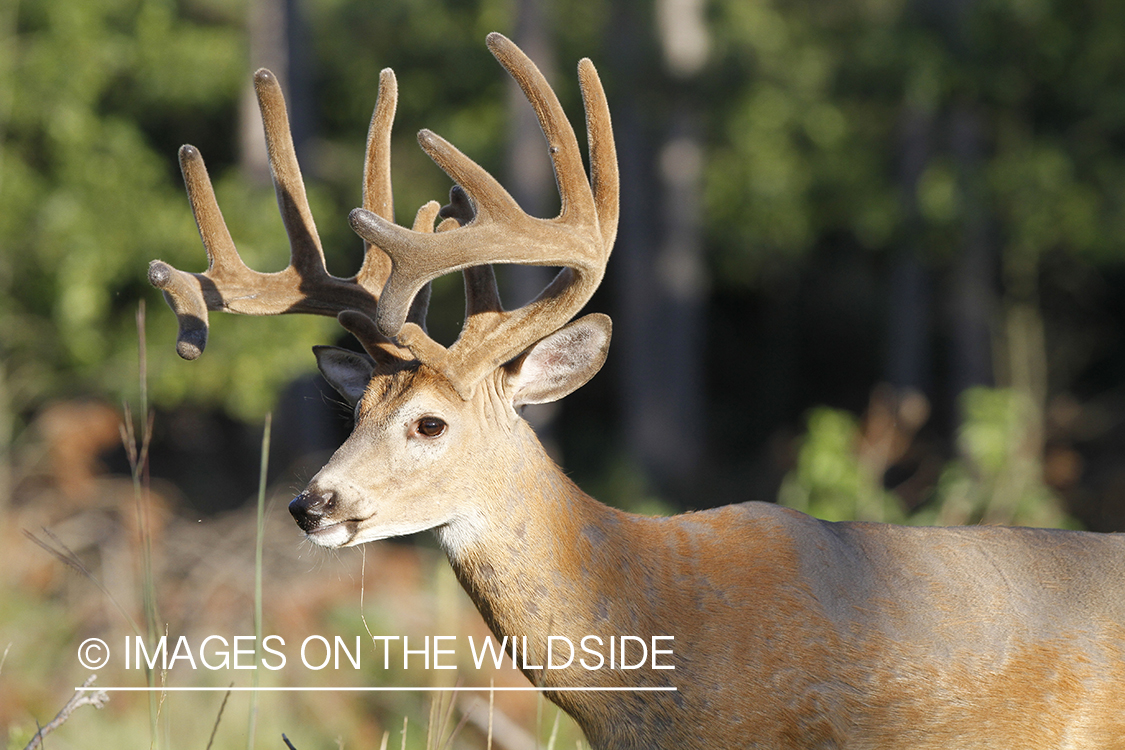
356, 68, 397, 289
487, 33, 597, 225
355, 67, 436, 337
150, 67, 400, 360
577, 57, 620, 251
255, 69, 329, 279
349, 32, 618, 398
148, 144, 241, 360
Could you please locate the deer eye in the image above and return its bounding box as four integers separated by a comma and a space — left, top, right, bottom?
414, 416, 447, 438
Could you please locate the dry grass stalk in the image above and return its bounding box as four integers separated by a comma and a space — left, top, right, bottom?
22, 675, 108, 750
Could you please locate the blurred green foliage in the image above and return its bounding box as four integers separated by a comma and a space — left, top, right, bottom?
1, 0, 339, 420
704, 0, 1125, 526
705, 0, 1125, 282
781, 387, 1076, 527
779, 406, 906, 523
705, 0, 906, 277
931, 386, 1074, 527
3, 0, 1125, 522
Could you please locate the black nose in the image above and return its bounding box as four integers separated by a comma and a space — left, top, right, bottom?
289, 489, 334, 533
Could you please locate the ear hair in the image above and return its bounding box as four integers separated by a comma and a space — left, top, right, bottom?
508, 313, 612, 407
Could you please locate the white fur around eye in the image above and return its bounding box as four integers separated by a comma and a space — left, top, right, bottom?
393, 405, 454, 464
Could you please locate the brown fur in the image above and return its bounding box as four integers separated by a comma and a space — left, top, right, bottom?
431, 426, 1125, 749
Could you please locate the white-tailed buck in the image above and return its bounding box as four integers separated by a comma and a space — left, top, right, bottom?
150, 33, 1125, 750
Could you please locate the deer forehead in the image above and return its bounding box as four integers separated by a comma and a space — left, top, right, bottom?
355, 364, 476, 425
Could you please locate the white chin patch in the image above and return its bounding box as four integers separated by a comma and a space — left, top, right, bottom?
305, 523, 353, 548
435, 511, 487, 557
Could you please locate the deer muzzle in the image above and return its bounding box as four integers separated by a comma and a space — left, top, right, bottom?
288, 488, 358, 547
289, 489, 335, 533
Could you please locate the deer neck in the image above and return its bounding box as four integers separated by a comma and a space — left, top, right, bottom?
435, 419, 655, 682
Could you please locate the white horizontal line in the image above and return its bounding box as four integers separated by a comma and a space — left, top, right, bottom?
76, 686, 678, 693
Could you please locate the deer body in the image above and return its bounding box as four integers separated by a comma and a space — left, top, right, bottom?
150, 33, 1125, 749
311, 362, 1125, 749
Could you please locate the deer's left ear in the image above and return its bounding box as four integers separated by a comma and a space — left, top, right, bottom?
314, 346, 375, 407
508, 313, 612, 407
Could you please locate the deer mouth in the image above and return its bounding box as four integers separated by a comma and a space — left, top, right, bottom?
303, 520, 357, 548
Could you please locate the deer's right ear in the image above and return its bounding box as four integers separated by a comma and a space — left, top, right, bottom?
314, 346, 375, 407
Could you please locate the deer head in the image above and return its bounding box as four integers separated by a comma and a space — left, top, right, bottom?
149, 33, 618, 550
